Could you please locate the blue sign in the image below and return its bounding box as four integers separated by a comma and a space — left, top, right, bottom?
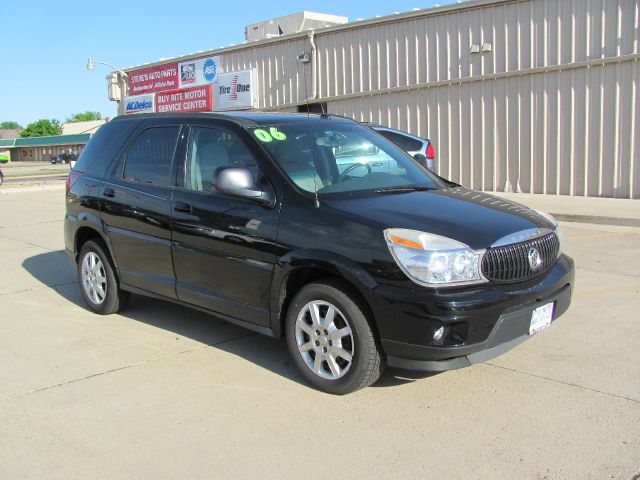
203, 58, 217, 83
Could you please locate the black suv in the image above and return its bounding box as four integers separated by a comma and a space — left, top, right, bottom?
65, 112, 574, 394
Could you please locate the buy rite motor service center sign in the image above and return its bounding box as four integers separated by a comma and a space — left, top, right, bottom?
156, 84, 213, 113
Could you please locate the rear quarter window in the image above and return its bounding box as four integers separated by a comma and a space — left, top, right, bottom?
74, 119, 138, 176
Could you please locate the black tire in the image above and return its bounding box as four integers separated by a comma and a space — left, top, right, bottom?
77, 240, 130, 315
285, 280, 384, 394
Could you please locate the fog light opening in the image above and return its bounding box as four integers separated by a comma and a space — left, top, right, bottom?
433, 326, 445, 342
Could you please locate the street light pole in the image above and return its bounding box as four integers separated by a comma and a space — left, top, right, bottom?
86, 58, 129, 116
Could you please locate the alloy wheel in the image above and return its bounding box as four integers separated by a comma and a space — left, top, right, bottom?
81, 252, 107, 305
294, 300, 354, 380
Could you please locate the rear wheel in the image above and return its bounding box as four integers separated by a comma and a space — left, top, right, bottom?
77, 240, 129, 314
285, 281, 384, 394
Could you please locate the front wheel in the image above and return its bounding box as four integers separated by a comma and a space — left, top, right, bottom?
77, 240, 129, 314
285, 281, 384, 394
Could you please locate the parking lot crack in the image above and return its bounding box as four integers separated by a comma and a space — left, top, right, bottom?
0, 281, 77, 297
3, 333, 257, 402
3, 345, 209, 402
484, 362, 640, 405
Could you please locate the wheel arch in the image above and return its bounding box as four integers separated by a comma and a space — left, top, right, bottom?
73, 214, 117, 269
270, 250, 379, 339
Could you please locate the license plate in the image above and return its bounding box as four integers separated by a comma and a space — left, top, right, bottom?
529, 302, 554, 335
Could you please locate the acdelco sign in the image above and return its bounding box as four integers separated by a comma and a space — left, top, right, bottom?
213, 69, 258, 111
123, 94, 155, 115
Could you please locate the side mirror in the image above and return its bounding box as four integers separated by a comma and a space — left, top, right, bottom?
413, 153, 428, 168
215, 167, 274, 205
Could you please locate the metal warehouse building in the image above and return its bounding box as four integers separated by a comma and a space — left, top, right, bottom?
112, 0, 640, 199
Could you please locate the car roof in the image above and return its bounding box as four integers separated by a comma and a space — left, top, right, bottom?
111, 111, 357, 127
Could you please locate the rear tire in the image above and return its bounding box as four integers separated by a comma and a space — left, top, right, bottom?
77, 240, 129, 314
285, 280, 384, 394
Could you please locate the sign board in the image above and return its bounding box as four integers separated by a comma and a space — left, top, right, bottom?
155, 84, 213, 113
129, 63, 179, 95
123, 94, 155, 115
178, 56, 220, 88
212, 69, 258, 111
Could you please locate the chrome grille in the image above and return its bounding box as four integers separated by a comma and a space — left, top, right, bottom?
481, 232, 560, 283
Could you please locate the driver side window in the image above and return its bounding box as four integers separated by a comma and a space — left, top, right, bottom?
184, 127, 259, 193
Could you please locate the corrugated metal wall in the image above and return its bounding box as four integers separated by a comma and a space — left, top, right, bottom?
218, 37, 310, 109
310, 0, 639, 198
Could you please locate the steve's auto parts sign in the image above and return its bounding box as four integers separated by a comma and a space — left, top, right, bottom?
129, 63, 179, 95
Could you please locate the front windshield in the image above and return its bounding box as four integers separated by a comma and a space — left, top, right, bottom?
248, 121, 440, 195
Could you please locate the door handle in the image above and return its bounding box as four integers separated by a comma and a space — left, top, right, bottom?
103, 187, 115, 198
174, 202, 193, 214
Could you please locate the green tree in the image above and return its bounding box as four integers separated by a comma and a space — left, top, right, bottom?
19, 119, 62, 138
0, 121, 22, 129
66, 111, 102, 123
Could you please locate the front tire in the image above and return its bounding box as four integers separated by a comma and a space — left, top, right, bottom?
77, 240, 129, 314
285, 281, 384, 394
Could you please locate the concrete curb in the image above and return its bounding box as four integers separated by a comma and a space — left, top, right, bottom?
552, 213, 640, 228
0, 184, 65, 194
492, 192, 640, 228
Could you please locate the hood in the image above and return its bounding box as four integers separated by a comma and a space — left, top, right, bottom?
324, 187, 554, 249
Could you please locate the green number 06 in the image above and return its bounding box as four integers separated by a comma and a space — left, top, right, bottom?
254, 127, 287, 142
269, 127, 287, 140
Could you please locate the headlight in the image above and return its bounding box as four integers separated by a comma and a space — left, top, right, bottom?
384, 229, 487, 287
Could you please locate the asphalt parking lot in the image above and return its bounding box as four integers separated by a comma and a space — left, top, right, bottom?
1, 187, 638, 480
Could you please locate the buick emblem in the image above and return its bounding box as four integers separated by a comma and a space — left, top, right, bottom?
528, 247, 542, 271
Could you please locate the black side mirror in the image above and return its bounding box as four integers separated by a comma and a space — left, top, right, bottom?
215, 167, 274, 205
413, 153, 428, 168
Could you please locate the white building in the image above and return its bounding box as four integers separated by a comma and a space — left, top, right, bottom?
61, 119, 107, 135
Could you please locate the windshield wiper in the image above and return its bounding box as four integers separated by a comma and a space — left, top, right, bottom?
374, 185, 436, 194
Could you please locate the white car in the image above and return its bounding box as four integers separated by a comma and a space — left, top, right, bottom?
367, 124, 437, 172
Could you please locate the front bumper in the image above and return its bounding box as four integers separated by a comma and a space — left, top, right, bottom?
372, 254, 575, 371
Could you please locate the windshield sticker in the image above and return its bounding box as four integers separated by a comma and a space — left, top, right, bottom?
253, 127, 287, 142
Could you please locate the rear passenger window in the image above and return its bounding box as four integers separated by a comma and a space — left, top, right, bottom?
123, 127, 179, 186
